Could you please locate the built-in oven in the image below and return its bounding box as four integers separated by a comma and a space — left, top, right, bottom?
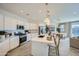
19, 35, 27, 43
14, 31, 27, 44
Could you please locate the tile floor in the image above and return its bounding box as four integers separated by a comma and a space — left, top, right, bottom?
7, 41, 32, 56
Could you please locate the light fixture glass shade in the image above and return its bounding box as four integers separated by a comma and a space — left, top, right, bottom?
44, 17, 50, 25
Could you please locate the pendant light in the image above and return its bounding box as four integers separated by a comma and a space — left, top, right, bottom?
44, 3, 50, 26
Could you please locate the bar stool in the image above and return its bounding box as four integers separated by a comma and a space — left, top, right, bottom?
48, 44, 56, 56
48, 33, 61, 56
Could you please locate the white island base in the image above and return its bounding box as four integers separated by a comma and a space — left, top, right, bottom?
32, 41, 49, 56
31, 35, 55, 56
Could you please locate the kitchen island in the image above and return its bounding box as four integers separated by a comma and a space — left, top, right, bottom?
31, 35, 55, 56
31, 33, 66, 56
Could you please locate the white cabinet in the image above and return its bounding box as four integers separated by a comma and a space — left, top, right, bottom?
24, 23, 29, 30
9, 36, 19, 50
17, 20, 24, 25
0, 14, 4, 30
32, 41, 49, 56
0, 42, 3, 55
0, 47, 2, 55
0, 36, 19, 56
5, 16, 17, 30
0, 39, 9, 56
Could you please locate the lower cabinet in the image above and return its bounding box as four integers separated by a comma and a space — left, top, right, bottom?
0, 39, 9, 56
9, 36, 19, 50
70, 37, 79, 49
0, 36, 19, 56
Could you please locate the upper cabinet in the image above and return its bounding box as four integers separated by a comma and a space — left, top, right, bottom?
0, 9, 31, 31
0, 14, 4, 30
5, 16, 18, 30
17, 20, 24, 25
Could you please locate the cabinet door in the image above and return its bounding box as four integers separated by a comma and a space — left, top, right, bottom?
17, 20, 24, 26
0, 39, 9, 56
10, 36, 19, 50
5, 16, 17, 30
0, 43, 2, 56
0, 14, 4, 30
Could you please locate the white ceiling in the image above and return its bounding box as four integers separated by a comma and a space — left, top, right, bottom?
0, 3, 79, 24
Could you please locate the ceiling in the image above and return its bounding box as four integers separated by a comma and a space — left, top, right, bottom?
0, 3, 79, 24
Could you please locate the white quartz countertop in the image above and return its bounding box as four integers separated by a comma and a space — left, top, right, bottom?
30, 33, 66, 45
31, 35, 55, 44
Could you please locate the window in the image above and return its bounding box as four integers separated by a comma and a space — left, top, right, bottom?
71, 22, 79, 37
59, 24, 65, 32
39, 26, 46, 34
